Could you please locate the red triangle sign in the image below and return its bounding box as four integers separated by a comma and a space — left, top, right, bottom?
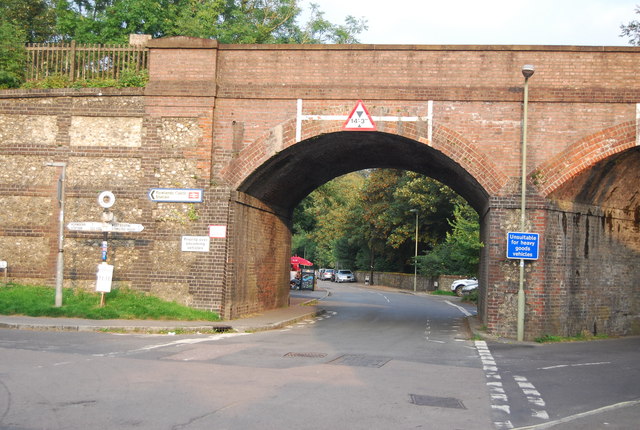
343, 100, 376, 131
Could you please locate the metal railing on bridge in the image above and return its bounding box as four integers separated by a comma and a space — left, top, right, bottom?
25, 40, 148, 82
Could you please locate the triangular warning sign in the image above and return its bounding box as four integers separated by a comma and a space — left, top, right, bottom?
343, 100, 376, 131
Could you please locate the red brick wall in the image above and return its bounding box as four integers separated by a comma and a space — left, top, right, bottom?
2, 40, 639, 337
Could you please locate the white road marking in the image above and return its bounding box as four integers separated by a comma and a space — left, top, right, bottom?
445, 300, 473, 317
511, 399, 640, 430
537, 361, 610, 370
94, 332, 250, 357
476, 340, 513, 429
514, 375, 549, 420
376, 293, 391, 303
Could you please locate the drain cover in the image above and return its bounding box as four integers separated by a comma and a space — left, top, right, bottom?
409, 394, 466, 409
284, 352, 328, 358
329, 354, 390, 368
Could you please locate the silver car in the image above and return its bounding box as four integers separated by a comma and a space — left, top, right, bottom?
334, 270, 355, 283
321, 269, 334, 280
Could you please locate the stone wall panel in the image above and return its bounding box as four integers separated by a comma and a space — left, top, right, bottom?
70, 116, 142, 147
0, 114, 57, 145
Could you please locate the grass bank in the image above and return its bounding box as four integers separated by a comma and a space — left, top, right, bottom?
0, 283, 220, 321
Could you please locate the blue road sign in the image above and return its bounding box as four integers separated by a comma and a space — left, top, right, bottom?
507, 232, 539, 260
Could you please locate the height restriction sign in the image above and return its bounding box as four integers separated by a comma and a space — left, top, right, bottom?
343, 100, 376, 131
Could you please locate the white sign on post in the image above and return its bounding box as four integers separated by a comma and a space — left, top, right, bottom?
68, 222, 144, 233
148, 188, 204, 203
208, 225, 227, 238
96, 262, 114, 293
181, 236, 210, 252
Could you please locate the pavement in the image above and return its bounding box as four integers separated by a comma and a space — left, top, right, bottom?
0, 288, 329, 334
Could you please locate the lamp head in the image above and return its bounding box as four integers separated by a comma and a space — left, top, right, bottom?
522, 64, 535, 79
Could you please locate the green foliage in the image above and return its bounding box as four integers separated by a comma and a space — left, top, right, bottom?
21, 68, 148, 88
50, 0, 367, 44
0, 0, 57, 43
621, 6, 640, 45
430, 290, 455, 296
417, 203, 483, 278
0, 20, 27, 88
461, 289, 478, 303
291, 169, 479, 275
0, 283, 220, 321
534, 332, 609, 343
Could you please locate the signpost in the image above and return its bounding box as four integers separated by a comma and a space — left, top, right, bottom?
506, 232, 540, 260
68, 222, 144, 233
66, 191, 145, 306
148, 188, 203, 203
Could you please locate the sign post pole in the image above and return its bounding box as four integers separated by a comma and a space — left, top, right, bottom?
517, 65, 535, 341
45, 162, 67, 308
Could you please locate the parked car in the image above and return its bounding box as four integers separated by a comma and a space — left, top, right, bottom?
321, 269, 334, 281
450, 277, 478, 296
334, 270, 355, 283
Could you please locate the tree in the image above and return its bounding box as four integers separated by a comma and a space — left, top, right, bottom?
55, 0, 183, 43
0, 20, 27, 88
417, 203, 482, 278
51, 0, 367, 44
0, 0, 56, 42
358, 169, 464, 272
620, 6, 640, 45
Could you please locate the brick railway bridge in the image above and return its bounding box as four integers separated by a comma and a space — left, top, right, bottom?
1, 37, 639, 339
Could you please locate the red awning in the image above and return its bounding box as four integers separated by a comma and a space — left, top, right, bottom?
291, 256, 313, 266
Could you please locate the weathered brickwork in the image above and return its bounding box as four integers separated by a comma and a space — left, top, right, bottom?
1, 39, 639, 338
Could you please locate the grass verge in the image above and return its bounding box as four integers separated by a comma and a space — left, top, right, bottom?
430, 290, 456, 296
534, 332, 609, 343
0, 283, 220, 321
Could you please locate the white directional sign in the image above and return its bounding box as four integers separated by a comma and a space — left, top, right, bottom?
109, 222, 145, 233
148, 188, 203, 203
67, 222, 144, 233
343, 100, 376, 131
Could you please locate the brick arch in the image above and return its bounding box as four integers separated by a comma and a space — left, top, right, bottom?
430, 124, 509, 197
221, 118, 507, 213
532, 121, 636, 197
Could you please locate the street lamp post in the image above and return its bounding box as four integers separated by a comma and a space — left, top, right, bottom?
409, 209, 419, 292
517, 65, 534, 341
45, 162, 67, 308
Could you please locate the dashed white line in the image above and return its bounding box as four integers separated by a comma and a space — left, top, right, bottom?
514, 375, 549, 420
476, 340, 513, 429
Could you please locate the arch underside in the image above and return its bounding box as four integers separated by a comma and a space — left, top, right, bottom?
238, 131, 489, 215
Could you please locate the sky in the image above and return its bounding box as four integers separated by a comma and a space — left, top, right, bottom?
302, 0, 639, 46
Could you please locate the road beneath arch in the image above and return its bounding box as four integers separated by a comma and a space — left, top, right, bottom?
1, 283, 638, 429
